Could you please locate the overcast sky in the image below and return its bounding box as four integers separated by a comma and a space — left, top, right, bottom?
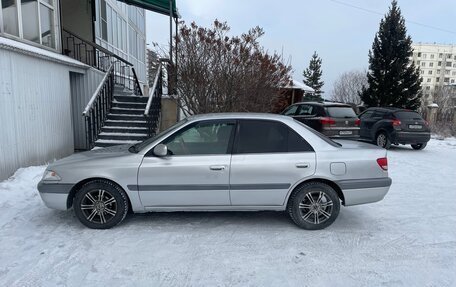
146, 0, 456, 98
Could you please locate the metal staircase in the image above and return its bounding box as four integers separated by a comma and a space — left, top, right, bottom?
62, 29, 163, 149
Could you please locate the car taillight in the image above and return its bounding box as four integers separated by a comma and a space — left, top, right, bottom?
320, 117, 336, 126
392, 119, 401, 126
377, 157, 388, 171
355, 119, 361, 126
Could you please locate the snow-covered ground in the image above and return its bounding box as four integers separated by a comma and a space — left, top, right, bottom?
1, 139, 456, 286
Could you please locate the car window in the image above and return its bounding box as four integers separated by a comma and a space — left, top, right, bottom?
373, 111, 386, 118
234, 120, 314, 154
359, 110, 374, 119
326, 107, 357, 118
162, 121, 235, 155
283, 105, 298, 116
394, 111, 423, 120
297, 105, 314, 116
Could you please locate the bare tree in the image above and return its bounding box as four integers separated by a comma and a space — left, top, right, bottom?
429, 86, 456, 136
330, 70, 367, 105
175, 20, 291, 116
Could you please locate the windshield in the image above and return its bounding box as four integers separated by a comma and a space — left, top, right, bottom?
294, 119, 341, 147
129, 119, 188, 153
394, 111, 422, 120
326, 107, 357, 118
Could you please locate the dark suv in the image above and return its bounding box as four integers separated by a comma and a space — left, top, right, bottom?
281, 102, 360, 138
359, 107, 431, 150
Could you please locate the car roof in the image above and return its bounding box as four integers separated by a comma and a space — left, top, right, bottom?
292, 101, 352, 107
365, 107, 416, 113
187, 112, 293, 122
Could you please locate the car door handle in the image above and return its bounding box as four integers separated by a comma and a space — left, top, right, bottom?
209, 165, 226, 171
296, 163, 310, 168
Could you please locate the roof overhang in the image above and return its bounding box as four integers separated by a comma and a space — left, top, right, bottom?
118, 0, 179, 18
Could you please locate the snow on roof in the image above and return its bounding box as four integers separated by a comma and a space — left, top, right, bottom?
0, 37, 88, 68
427, 103, 439, 108
284, 79, 315, 92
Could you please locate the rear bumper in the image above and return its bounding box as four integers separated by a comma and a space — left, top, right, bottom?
391, 131, 431, 144
323, 128, 360, 139
37, 181, 73, 210
338, 177, 392, 206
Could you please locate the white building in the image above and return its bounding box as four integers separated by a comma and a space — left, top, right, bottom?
411, 43, 456, 104
0, 0, 178, 180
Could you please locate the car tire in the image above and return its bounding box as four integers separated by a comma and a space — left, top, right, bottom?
287, 182, 340, 230
73, 180, 129, 229
376, 132, 391, 149
411, 143, 427, 150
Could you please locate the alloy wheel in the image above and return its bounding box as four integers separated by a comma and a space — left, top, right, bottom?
298, 191, 334, 225
377, 133, 387, 147
80, 189, 117, 224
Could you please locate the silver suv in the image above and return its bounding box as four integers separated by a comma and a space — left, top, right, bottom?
38, 113, 391, 230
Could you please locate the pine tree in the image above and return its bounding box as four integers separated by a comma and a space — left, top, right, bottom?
303, 51, 324, 101
360, 0, 422, 109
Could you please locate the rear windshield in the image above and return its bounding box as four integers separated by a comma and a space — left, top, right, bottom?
294, 120, 341, 147
326, 107, 357, 118
394, 111, 422, 120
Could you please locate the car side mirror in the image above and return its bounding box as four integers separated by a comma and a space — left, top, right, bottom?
153, 144, 168, 157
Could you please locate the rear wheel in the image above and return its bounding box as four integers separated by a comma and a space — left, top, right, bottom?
74, 180, 129, 229
287, 182, 340, 230
411, 143, 427, 150
376, 132, 391, 149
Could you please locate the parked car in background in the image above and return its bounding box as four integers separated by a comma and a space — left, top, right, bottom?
358, 107, 431, 150
281, 102, 360, 139
38, 113, 391, 230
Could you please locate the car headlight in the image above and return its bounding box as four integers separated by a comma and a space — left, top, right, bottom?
42, 170, 62, 181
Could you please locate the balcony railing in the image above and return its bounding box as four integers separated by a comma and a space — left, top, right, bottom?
62, 28, 142, 96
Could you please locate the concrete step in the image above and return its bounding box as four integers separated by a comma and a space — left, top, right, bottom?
112, 101, 147, 109
114, 95, 148, 103
107, 113, 145, 121
98, 132, 149, 141
94, 139, 141, 148
104, 119, 149, 128
110, 107, 144, 115
101, 126, 149, 134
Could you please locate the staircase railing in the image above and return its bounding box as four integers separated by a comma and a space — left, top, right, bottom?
62, 28, 142, 95
82, 64, 114, 149
144, 62, 163, 137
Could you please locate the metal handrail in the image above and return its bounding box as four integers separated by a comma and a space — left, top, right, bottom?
144, 62, 162, 115
83, 64, 114, 116
63, 28, 133, 67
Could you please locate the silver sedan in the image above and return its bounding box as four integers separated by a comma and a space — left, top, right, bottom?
38, 113, 392, 230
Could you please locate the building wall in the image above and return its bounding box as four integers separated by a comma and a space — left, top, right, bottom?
93, 0, 146, 84
0, 48, 80, 180
411, 43, 456, 104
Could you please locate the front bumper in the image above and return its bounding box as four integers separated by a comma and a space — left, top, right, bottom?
338, 177, 392, 206
37, 181, 74, 210
391, 131, 431, 145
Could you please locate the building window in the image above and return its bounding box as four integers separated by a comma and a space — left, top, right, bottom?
420, 70, 424, 74
444, 78, 449, 83
427, 78, 431, 83
445, 70, 450, 75
422, 53, 427, 59
438, 61, 442, 66
451, 79, 455, 84
428, 70, 432, 75
1, 0, 56, 49
453, 71, 456, 76
453, 63, 456, 68
421, 62, 426, 67
100, 0, 108, 41
436, 77, 440, 82
446, 62, 452, 67
425, 86, 431, 90
439, 53, 443, 58
416, 60, 420, 65
430, 54, 434, 59
429, 62, 434, 67
447, 54, 452, 58
417, 52, 422, 57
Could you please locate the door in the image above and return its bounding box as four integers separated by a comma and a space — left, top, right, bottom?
359, 110, 375, 139
229, 120, 316, 206
294, 104, 320, 130
137, 120, 236, 207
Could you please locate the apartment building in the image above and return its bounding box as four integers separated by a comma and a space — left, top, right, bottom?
411, 43, 456, 104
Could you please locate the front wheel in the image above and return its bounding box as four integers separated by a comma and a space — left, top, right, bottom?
411, 143, 427, 150
287, 182, 340, 230
73, 180, 129, 229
